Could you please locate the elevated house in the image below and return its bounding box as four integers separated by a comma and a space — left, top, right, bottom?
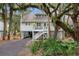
20, 13, 65, 40
0, 12, 74, 40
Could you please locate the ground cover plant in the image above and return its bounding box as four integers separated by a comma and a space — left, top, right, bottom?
30, 38, 77, 56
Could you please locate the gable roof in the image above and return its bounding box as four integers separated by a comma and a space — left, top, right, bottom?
22, 13, 49, 22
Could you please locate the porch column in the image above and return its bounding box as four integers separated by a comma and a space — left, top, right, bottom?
21, 32, 24, 39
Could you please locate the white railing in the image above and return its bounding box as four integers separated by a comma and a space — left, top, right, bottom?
33, 31, 47, 40
34, 26, 43, 29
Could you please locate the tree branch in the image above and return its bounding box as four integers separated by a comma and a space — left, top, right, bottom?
42, 3, 51, 17
55, 20, 75, 38
57, 7, 73, 18
48, 3, 55, 9
64, 4, 71, 10
51, 3, 61, 13
13, 3, 42, 11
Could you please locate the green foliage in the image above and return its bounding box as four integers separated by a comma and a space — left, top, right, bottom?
30, 40, 43, 54
30, 38, 77, 56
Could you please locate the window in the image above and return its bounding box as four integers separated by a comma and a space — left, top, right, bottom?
44, 23, 46, 27
25, 23, 27, 25
37, 23, 41, 26
25, 22, 30, 25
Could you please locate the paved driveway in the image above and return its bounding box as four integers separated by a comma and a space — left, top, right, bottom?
0, 39, 31, 56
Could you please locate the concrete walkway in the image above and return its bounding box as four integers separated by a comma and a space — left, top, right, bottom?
0, 39, 31, 56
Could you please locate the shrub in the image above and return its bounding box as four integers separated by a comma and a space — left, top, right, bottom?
30, 40, 43, 54
30, 38, 77, 56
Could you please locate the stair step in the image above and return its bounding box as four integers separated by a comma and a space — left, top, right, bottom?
33, 32, 47, 40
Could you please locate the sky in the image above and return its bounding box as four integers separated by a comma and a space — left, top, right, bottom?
15, 7, 45, 15
27, 8, 45, 14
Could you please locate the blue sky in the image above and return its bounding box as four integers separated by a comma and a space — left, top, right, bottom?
16, 8, 45, 14
28, 8, 44, 14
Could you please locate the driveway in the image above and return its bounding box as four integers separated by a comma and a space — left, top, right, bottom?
0, 39, 31, 56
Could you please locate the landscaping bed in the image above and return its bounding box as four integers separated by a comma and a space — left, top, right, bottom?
28, 38, 77, 56
0, 40, 10, 46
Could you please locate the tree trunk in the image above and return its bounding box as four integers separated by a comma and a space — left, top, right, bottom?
2, 4, 8, 40
53, 24, 58, 39
8, 4, 13, 40
55, 20, 75, 39
47, 16, 51, 38
71, 3, 79, 41
55, 4, 79, 42
53, 10, 59, 39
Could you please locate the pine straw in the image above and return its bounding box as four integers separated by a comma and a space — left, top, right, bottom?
0, 40, 10, 46
17, 40, 43, 56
